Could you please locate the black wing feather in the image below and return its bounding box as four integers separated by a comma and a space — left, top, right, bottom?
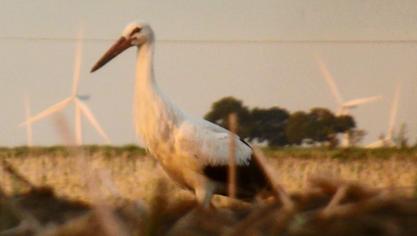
203, 139, 272, 200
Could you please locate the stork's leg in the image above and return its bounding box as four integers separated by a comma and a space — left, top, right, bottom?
195, 181, 215, 208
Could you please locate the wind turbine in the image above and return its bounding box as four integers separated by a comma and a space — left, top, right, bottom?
20, 32, 110, 145
317, 58, 382, 116
316, 57, 382, 147
23, 96, 33, 146
367, 83, 401, 148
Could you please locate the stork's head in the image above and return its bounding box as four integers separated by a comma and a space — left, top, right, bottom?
91, 22, 153, 73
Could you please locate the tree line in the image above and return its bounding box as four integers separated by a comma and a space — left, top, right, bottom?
204, 97, 356, 147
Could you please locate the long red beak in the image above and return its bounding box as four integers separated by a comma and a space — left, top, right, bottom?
90, 36, 132, 73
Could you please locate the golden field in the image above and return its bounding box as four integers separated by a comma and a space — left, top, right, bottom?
1, 146, 417, 235
1, 146, 417, 202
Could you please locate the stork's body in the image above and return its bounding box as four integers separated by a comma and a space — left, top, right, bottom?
91, 23, 270, 205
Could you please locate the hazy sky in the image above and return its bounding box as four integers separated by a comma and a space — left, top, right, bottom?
1, 0, 416, 146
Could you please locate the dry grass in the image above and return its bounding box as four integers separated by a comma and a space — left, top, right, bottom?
1, 147, 416, 203
269, 155, 417, 194
0, 151, 191, 205
1, 146, 417, 235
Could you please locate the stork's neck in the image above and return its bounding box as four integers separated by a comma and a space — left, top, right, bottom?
136, 41, 156, 89
134, 39, 184, 145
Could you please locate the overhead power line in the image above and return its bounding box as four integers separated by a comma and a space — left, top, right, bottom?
1, 36, 417, 44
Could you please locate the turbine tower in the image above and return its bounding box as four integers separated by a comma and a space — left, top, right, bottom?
20, 32, 110, 145
367, 83, 401, 148
316, 57, 382, 146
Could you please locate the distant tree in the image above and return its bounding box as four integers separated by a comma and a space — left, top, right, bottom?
249, 107, 290, 146
334, 115, 356, 133
349, 129, 367, 146
308, 109, 357, 145
204, 97, 251, 139
285, 111, 312, 145
308, 108, 337, 143
285, 108, 356, 146
205, 98, 358, 147
394, 123, 409, 148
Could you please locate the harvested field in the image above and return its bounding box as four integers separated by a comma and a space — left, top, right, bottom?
1, 146, 417, 235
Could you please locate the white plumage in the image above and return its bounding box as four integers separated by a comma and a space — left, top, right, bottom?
176, 119, 252, 166
91, 22, 269, 206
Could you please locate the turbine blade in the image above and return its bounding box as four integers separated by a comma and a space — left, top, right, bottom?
316, 56, 344, 106
387, 83, 401, 139
75, 99, 111, 143
19, 97, 72, 127
71, 30, 84, 97
343, 96, 382, 108
24, 96, 33, 146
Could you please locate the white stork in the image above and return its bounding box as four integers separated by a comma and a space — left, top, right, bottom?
91, 22, 271, 206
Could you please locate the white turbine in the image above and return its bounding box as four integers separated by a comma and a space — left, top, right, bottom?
367, 83, 401, 148
90, 22, 271, 206
316, 57, 382, 147
317, 57, 382, 116
20, 32, 110, 145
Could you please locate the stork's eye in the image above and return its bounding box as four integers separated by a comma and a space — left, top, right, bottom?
129, 27, 142, 37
